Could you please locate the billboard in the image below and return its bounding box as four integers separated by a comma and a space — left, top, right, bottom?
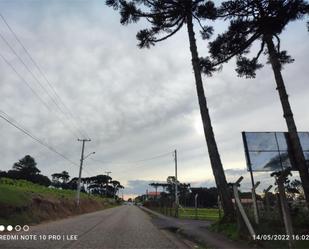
242, 132, 309, 172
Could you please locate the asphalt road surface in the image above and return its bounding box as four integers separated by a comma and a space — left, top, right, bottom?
0, 205, 194, 249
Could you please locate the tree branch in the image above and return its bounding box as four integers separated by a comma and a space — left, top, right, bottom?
212, 32, 261, 67
153, 20, 184, 43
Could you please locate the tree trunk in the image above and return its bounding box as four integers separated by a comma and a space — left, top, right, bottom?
265, 35, 309, 206
186, 12, 235, 221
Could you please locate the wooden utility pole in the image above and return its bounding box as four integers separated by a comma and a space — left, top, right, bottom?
105, 171, 111, 196
76, 138, 91, 206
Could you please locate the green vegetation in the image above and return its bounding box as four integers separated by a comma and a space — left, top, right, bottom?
0, 178, 116, 226
209, 211, 309, 249
0, 177, 86, 201
150, 206, 220, 222
1, 155, 125, 199
209, 222, 239, 241
178, 208, 220, 221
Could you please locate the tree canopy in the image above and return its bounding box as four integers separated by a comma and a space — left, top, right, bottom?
13, 155, 40, 176
208, 0, 309, 77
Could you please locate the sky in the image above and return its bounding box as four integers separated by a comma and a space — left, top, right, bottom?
0, 0, 308, 199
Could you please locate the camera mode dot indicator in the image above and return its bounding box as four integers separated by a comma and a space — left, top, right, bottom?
15, 225, 21, 231
7, 225, 13, 231
0, 225, 5, 232
23, 225, 29, 231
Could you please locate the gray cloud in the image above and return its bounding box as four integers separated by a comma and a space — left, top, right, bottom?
0, 1, 308, 197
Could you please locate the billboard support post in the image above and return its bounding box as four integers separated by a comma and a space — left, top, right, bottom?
242, 132, 260, 224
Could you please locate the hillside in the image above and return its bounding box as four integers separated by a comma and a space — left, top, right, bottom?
0, 178, 116, 226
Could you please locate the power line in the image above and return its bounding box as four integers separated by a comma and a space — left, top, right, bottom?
90, 151, 173, 165
0, 110, 78, 167
90, 147, 210, 176
0, 52, 80, 138
0, 119, 97, 178
0, 110, 96, 178
0, 13, 89, 139
0, 33, 81, 138
89, 151, 174, 176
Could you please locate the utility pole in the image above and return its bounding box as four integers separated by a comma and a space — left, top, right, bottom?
76, 138, 91, 206
105, 171, 111, 196
174, 149, 179, 218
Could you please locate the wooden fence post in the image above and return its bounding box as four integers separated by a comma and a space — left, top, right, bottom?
233, 176, 256, 238
263, 185, 272, 219
276, 174, 295, 249
252, 181, 260, 224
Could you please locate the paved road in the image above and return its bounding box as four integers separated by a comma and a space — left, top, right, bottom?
0, 206, 193, 249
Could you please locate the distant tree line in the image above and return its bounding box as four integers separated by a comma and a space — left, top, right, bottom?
135, 176, 219, 208
0, 155, 124, 198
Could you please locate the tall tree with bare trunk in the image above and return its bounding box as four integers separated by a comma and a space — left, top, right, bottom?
208, 0, 309, 206
106, 0, 235, 221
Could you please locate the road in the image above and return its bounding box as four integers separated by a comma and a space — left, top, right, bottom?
0, 205, 194, 249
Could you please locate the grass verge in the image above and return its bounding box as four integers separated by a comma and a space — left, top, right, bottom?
0, 178, 117, 226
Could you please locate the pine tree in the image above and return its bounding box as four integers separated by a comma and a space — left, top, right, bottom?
106, 0, 235, 221
209, 0, 309, 206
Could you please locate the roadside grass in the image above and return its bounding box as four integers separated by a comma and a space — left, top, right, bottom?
209, 222, 239, 240
150, 206, 220, 221
178, 207, 220, 221
209, 210, 309, 249
0, 184, 31, 207
0, 178, 89, 202
0, 178, 117, 226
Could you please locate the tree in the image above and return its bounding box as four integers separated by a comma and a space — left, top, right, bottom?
67, 177, 78, 190
166, 176, 178, 198
28, 174, 51, 187
0, 171, 7, 178
7, 155, 51, 186
189, 187, 218, 207
13, 155, 40, 177
60, 171, 70, 183
88, 175, 112, 196
106, 0, 235, 221
51, 173, 62, 183
149, 182, 162, 199
110, 180, 124, 198
51, 171, 70, 188
209, 0, 309, 206
165, 176, 191, 205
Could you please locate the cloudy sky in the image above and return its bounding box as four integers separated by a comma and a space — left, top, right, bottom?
0, 0, 308, 199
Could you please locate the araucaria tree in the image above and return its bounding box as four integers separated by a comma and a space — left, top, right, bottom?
106, 0, 235, 221
208, 0, 309, 205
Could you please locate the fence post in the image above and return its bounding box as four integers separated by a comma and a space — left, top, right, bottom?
195, 194, 198, 220
276, 174, 295, 249
218, 195, 222, 219
252, 181, 260, 224
233, 176, 256, 238
263, 185, 272, 219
